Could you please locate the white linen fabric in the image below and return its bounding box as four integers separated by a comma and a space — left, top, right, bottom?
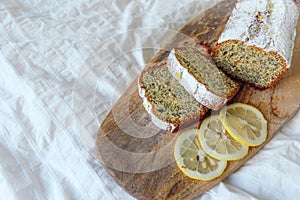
0, 0, 300, 199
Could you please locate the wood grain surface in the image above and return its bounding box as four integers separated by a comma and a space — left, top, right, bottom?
96, 1, 300, 199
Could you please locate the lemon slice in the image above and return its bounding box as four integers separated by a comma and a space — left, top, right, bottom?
198, 115, 249, 160
174, 129, 227, 180
219, 103, 268, 146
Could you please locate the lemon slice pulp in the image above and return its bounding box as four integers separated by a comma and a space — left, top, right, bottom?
174, 129, 227, 181
219, 103, 268, 146
198, 115, 249, 161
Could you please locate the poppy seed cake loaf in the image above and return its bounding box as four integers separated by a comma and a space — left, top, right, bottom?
138, 61, 208, 132
168, 47, 241, 110
213, 0, 299, 88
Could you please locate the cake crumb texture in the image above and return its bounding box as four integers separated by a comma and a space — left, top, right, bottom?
138, 61, 207, 131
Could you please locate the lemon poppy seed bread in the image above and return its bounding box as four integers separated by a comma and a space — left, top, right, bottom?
168, 47, 241, 110
213, 0, 299, 88
138, 61, 208, 132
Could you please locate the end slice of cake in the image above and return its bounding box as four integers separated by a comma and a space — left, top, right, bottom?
167, 47, 241, 110
213, 0, 299, 88
138, 61, 208, 132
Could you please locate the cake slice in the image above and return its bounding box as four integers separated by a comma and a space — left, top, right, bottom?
167, 47, 241, 110
138, 61, 208, 132
213, 0, 299, 88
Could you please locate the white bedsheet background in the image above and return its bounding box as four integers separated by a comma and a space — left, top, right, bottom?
0, 0, 300, 199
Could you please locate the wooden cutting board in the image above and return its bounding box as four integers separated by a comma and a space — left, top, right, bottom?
96, 1, 300, 199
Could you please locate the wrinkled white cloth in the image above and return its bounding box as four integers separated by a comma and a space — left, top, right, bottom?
0, 0, 300, 199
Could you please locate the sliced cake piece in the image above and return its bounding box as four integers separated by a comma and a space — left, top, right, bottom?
213, 0, 299, 88
167, 47, 240, 110
138, 61, 208, 132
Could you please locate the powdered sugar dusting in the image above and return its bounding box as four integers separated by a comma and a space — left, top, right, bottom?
167, 48, 227, 110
